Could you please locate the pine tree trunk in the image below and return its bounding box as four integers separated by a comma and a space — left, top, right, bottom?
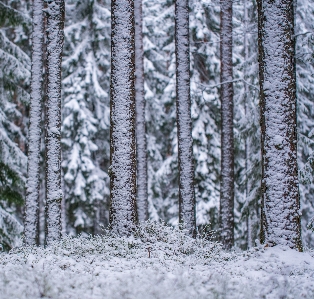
220, 0, 234, 249
110, 0, 137, 235
257, 0, 302, 250
45, 0, 65, 245
175, 0, 196, 236
243, 0, 252, 249
135, 0, 148, 222
24, 0, 44, 246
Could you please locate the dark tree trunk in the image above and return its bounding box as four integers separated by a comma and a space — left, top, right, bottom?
257, 0, 302, 250
45, 0, 65, 245
109, 0, 137, 235
220, 0, 234, 249
175, 0, 196, 236
135, 0, 148, 222
24, 0, 44, 246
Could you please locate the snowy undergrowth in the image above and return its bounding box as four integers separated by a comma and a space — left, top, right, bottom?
0, 222, 314, 299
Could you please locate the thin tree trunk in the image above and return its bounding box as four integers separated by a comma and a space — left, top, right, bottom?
24, 0, 44, 246
220, 0, 234, 249
175, 0, 196, 236
257, 0, 302, 250
109, 0, 137, 235
45, 0, 65, 245
243, 0, 252, 249
135, 0, 148, 222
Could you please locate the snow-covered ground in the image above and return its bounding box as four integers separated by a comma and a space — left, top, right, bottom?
0, 222, 314, 299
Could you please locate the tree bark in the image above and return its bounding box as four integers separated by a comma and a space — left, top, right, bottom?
135, 0, 148, 222
45, 0, 65, 245
243, 0, 252, 250
257, 0, 302, 250
109, 0, 137, 235
220, 0, 234, 249
175, 0, 196, 236
24, 0, 44, 246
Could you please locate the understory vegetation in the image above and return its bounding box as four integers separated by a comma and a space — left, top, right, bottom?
0, 222, 314, 299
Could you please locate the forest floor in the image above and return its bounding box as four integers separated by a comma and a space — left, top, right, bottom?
0, 222, 313, 299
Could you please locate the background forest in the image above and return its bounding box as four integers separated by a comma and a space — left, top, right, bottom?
1, 0, 314, 250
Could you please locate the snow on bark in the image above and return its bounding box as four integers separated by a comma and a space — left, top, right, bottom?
243, 0, 252, 249
134, 0, 148, 222
257, 0, 302, 250
24, 0, 44, 246
110, 0, 137, 235
220, 0, 234, 249
175, 0, 196, 236
45, 0, 65, 245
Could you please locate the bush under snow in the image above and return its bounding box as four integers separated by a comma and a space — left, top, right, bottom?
0, 222, 314, 298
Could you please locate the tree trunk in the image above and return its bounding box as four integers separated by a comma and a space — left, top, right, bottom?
175, 0, 196, 236
109, 0, 137, 235
257, 0, 302, 250
45, 0, 65, 245
135, 0, 148, 222
24, 0, 44, 246
220, 0, 234, 249
243, 0, 252, 249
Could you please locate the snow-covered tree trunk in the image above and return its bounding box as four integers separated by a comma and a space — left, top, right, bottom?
175, 0, 196, 236
135, 0, 148, 222
24, 0, 44, 246
220, 0, 234, 249
45, 0, 64, 245
110, 0, 137, 235
257, 0, 302, 250
243, 0, 252, 249
296, 0, 314, 248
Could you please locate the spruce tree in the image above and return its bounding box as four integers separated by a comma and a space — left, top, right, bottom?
143, 0, 178, 223
0, 0, 30, 249
45, 0, 65, 245
62, 0, 110, 236
189, 0, 221, 232
257, 0, 302, 250
109, 0, 137, 235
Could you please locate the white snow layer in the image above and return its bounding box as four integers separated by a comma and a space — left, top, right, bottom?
0, 222, 314, 299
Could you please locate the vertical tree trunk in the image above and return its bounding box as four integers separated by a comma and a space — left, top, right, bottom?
45, 0, 65, 245
257, 0, 302, 250
24, 0, 44, 246
135, 0, 148, 222
220, 0, 234, 249
175, 0, 196, 236
110, 0, 137, 235
243, 0, 252, 249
